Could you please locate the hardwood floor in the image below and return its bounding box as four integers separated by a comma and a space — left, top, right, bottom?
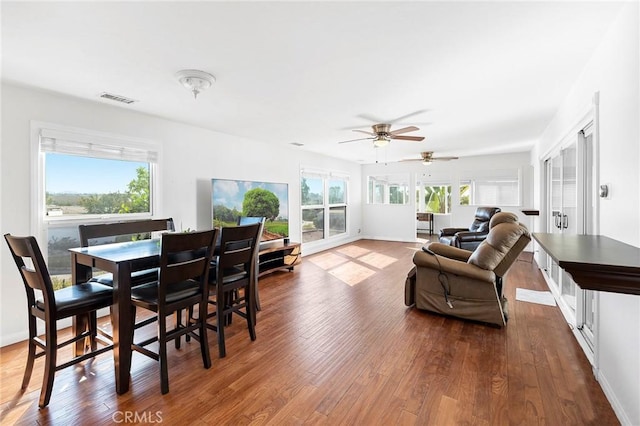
0, 239, 619, 425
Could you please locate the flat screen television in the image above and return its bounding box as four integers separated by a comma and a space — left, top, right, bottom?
211, 178, 289, 242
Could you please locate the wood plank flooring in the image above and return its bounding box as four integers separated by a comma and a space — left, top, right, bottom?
0, 239, 619, 425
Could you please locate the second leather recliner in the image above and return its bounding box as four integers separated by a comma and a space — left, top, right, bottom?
439, 206, 501, 251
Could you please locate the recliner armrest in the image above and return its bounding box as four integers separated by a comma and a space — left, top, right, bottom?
413, 251, 495, 283
439, 227, 469, 237
454, 230, 489, 242
423, 242, 472, 262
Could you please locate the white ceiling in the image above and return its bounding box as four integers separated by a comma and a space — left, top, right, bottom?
1, 1, 625, 164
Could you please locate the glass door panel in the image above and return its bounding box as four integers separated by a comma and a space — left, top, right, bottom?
560, 143, 578, 312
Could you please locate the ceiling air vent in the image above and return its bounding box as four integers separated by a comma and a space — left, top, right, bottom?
99, 92, 137, 104
290, 142, 304, 147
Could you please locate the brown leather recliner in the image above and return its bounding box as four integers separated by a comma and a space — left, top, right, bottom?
406, 212, 530, 327
439, 206, 501, 251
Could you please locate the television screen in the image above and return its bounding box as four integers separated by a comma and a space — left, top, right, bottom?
211, 178, 289, 241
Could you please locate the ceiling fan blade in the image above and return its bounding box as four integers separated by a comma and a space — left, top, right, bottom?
338, 137, 373, 144
399, 158, 422, 162
388, 109, 430, 123
356, 113, 385, 123
433, 156, 459, 161
353, 129, 376, 136
389, 126, 419, 135
391, 135, 425, 141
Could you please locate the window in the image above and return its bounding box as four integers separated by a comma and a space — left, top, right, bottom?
32, 123, 159, 289
301, 169, 348, 243
459, 169, 520, 206
367, 174, 409, 205
416, 180, 452, 214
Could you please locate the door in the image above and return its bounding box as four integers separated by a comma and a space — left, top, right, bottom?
546, 142, 578, 311
575, 125, 597, 350
544, 121, 597, 355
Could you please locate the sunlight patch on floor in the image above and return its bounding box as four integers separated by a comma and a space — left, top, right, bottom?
307, 252, 349, 270
308, 243, 404, 286
328, 262, 376, 286
358, 252, 397, 269
336, 245, 371, 258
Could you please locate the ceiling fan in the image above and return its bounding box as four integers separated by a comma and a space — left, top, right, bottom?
402, 151, 459, 165
338, 124, 425, 147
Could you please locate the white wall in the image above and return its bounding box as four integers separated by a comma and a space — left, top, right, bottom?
362, 152, 533, 242
534, 3, 639, 425
0, 83, 362, 346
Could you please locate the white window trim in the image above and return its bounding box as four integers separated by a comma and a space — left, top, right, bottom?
300, 167, 349, 244
368, 174, 410, 205
459, 168, 522, 207
30, 121, 162, 249
416, 181, 453, 214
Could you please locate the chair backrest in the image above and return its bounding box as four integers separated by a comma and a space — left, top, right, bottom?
467, 212, 531, 276
158, 229, 217, 298
237, 216, 264, 226
4, 234, 55, 313
469, 207, 501, 232
237, 216, 265, 242
217, 223, 262, 273
79, 218, 175, 247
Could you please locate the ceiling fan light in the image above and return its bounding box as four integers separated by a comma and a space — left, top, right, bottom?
373, 135, 389, 147
422, 160, 432, 166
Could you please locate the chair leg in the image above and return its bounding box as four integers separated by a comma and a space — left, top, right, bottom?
89, 311, 98, 351
22, 315, 37, 391
198, 301, 211, 369
254, 274, 261, 312
246, 286, 256, 341
129, 305, 137, 377
226, 291, 234, 326
158, 314, 169, 394
40, 319, 58, 408
185, 305, 194, 343
174, 309, 182, 349
217, 301, 226, 358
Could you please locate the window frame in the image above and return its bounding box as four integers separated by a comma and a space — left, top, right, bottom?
416, 179, 453, 214
300, 168, 349, 244
367, 174, 410, 205
30, 121, 161, 263
459, 168, 521, 207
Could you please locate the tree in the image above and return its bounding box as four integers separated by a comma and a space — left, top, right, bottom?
119, 167, 150, 213
80, 192, 128, 214
301, 178, 310, 204
459, 184, 470, 205
79, 166, 150, 214
242, 188, 279, 221
213, 204, 240, 225
425, 186, 451, 214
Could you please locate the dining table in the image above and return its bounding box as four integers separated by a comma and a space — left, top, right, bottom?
69, 238, 161, 394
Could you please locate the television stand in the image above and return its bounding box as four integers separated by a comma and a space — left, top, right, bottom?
258, 242, 302, 277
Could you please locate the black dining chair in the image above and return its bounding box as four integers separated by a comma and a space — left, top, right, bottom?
129, 229, 217, 394
4, 233, 114, 408
203, 223, 262, 358
236, 217, 265, 310
78, 218, 174, 287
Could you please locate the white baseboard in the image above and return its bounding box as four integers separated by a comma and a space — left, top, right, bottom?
597, 369, 632, 425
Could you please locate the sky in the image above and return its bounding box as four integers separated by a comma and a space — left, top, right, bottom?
46, 153, 147, 194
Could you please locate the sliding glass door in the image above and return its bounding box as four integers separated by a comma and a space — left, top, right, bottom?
544, 121, 596, 353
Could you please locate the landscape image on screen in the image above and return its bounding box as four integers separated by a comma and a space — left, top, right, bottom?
212, 178, 289, 241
